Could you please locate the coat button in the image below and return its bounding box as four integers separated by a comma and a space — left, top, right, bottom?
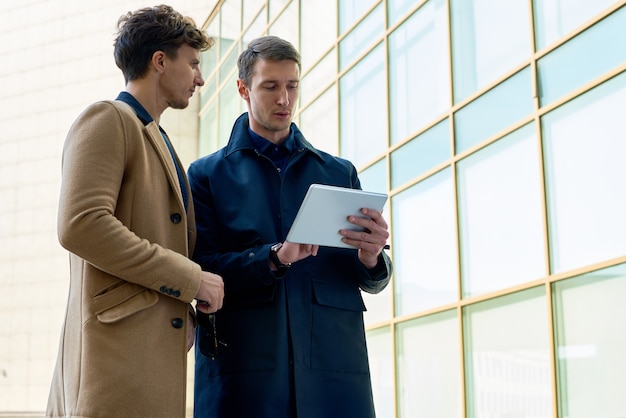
171, 318, 184, 329
170, 213, 182, 224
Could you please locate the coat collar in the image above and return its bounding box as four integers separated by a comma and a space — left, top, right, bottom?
224, 113, 325, 162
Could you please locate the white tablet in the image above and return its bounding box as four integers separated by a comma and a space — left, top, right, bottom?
286, 184, 388, 249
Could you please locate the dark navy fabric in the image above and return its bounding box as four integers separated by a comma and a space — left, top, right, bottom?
189, 113, 391, 418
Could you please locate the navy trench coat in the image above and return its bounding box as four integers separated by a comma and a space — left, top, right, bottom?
189, 113, 392, 418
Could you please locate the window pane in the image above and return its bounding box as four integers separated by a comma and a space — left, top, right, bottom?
463, 287, 552, 418
301, 0, 337, 71
268, 0, 298, 46
299, 85, 338, 156
219, 43, 239, 85
243, 6, 267, 45
450, 0, 532, 104
269, 0, 289, 21
243, 0, 264, 31
218, 72, 241, 149
542, 71, 626, 273
391, 119, 450, 190
301, 50, 337, 106
388, 0, 422, 27
359, 158, 387, 195
389, 0, 450, 145
367, 327, 394, 418
537, 6, 626, 107
396, 310, 461, 418
553, 263, 626, 417
200, 47, 218, 109
339, 4, 383, 71
360, 157, 391, 326
454, 67, 533, 154
457, 124, 546, 298
392, 169, 458, 316
339, 44, 387, 168
339, 0, 378, 34
533, 0, 619, 50
199, 99, 218, 156
220, 0, 241, 44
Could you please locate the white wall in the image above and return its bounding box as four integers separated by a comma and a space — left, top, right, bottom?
0, 1, 217, 414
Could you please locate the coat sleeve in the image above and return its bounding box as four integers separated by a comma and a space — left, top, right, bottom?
57, 101, 202, 302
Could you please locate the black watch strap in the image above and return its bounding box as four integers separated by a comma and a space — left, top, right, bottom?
270, 242, 292, 271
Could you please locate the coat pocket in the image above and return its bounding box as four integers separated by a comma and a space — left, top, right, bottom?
93, 281, 159, 323
310, 280, 369, 372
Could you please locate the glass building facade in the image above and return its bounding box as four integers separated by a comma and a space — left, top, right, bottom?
1, 0, 625, 417
196, 0, 626, 417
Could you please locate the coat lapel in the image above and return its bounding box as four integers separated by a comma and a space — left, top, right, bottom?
144, 121, 186, 212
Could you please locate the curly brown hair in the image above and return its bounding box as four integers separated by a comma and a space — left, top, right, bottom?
114, 4, 214, 82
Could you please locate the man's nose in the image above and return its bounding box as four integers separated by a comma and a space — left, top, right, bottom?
277, 87, 289, 106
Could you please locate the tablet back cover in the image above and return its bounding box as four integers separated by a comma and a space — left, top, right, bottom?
286, 184, 388, 248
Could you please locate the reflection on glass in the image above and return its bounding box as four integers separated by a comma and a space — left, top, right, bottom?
396, 310, 461, 418
219, 43, 239, 85
339, 4, 383, 71
243, 0, 265, 33
218, 72, 241, 149
339, 0, 378, 34
389, 0, 449, 145
243, 6, 267, 45
457, 123, 545, 298
199, 99, 218, 157
366, 326, 394, 418
454, 67, 533, 154
537, 6, 626, 107
269, 0, 289, 21
391, 119, 450, 190
220, 0, 241, 44
533, 0, 617, 50
450, 0, 531, 104
359, 158, 387, 195
301, 0, 337, 71
200, 48, 218, 109
542, 71, 626, 274
339, 44, 387, 168
299, 85, 338, 156
301, 50, 337, 105
392, 169, 458, 316
553, 263, 626, 417
268, 0, 298, 46
388, 0, 422, 27
463, 287, 552, 418
360, 157, 391, 327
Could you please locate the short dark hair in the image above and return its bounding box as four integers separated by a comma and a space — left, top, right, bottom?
114, 4, 214, 82
237, 36, 301, 86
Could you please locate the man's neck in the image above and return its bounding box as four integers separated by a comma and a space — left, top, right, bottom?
125, 80, 165, 125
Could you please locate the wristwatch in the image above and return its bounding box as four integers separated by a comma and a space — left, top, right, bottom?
270, 242, 292, 274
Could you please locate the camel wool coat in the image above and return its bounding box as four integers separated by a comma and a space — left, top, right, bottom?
46, 99, 203, 418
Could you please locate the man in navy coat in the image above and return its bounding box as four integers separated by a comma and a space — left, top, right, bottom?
189, 35, 392, 418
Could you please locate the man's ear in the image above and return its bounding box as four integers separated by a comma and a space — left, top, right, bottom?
151, 50, 166, 74
237, 79, 249, 100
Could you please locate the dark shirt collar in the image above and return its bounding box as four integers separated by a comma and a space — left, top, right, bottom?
116, 91, 153, 126
248, 126, 295, 155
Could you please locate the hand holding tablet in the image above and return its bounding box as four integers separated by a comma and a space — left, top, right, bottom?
286, 184, 388, 249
